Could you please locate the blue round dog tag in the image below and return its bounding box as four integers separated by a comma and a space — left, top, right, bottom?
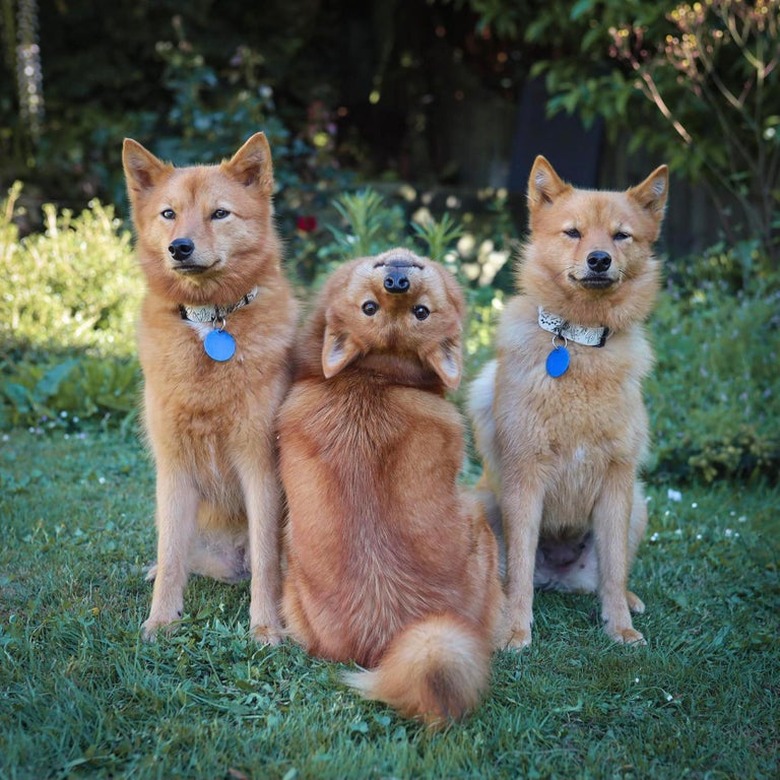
546, 346, 570, 378
204, 329, 236, 362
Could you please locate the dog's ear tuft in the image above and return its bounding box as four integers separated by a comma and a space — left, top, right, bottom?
424, 337, 463, 390
122, 139, 171, 196
528, 156, 571, 210
224, 132, 274, 193
322, 324, 362, 379
628, 165, 669, 219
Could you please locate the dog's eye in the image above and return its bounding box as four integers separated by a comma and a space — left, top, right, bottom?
563, 228, 581, 239
362, 301, 379, 316
614, 231, 631, 241
212, 209, 230, 220
412, 305, 430, 321
161, 209, 175, 220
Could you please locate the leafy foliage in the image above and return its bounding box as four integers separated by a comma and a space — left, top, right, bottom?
0, 183, 142, 431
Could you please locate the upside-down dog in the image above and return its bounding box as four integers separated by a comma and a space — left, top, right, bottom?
122, 133, 297, 642
279, 249, 504, 725
469, 156, 669, 649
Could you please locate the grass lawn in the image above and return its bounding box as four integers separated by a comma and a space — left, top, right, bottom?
0, 428, 777, 779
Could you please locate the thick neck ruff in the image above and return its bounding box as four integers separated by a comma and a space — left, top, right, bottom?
179, 287, 259, 325
537, 306, 609, 348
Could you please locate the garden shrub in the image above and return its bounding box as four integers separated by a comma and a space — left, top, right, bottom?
1, 183, 142, 430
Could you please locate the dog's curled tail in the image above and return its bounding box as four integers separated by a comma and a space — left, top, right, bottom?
342, 613, 491, 727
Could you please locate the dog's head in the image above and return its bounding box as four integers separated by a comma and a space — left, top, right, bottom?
122, 133, 278, 304
521, 156, 668, 328
316, 249, 465, 390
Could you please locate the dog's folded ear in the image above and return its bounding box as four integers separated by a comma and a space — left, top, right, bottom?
628, 165, 669, 219
322, 324, 362, 379
122, 139, 172, 196
423, 337, 462, 390
224, 132, 274, 194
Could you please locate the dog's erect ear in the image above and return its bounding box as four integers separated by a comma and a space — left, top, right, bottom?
628, 165, 669, 220
122, 139, 172, 197
528, 156, 571, 210
423, 337, 463, 390
224, 132, 274, 193
322, 324, 362, 379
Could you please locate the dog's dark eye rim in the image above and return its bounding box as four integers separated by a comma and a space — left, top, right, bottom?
613, 231, 632, 241
212, 208, 231, 220
161, 209, 176, 220
362, 301, 379, 316
412, 305, 430, 320
563, 227, 581, 239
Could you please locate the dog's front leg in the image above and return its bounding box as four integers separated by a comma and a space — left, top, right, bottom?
593, 464, 645, 645
500, 474, 545, 650
143, 471, 198, 640
242, 466, 284, 645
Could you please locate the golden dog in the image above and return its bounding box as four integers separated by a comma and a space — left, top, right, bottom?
469, 156, 669, 648
279, 249, 504, 725
122, 133, 297, 643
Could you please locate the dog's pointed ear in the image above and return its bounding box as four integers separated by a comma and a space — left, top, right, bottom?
424, 337, 463, 390
224, 132, 274, 193
628, 165, 669, 220
528, 156, 571, 210
322, 323, 362, 379
122, 139, 172, 198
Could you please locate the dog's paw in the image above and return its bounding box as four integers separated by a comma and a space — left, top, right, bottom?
607, 625, 646, 646
626, 590, 645, 614
251, 623, 284, 646
141, 616, 179, 642
503, 626, 532, 651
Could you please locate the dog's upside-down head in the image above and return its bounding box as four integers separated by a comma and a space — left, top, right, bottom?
299, 249, 466, 390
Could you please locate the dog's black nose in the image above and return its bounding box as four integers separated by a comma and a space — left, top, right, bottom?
384, 268, 410, 293
586, 250, 612, 273
168, 238, 195, 262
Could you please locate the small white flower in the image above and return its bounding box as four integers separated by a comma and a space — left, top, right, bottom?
98, 476, 106, 485
60, 411, 68, 418
650, 532, 660, 542
696, 534, 702, 540
1, 434, 9, 442
738, 515, 747, 523
634, 677, 640, 684
724, 528, 733, 538
667, 489, 682, 502
666, 694, 673, 702
691, 502, 698, 508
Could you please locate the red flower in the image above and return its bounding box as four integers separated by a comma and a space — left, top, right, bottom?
296, 215, 318, 233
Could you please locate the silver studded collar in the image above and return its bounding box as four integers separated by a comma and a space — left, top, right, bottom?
179, 287, 259, 325
537, 306, 609, 348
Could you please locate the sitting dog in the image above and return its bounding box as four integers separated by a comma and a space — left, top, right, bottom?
469, 156, 669, 648
278, 249, 504, 725
122, 133, 297, 642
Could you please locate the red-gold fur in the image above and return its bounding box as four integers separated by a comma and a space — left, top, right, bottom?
469, 157, 669, 649
279, 249, 504, 725
122, 134, 297, 643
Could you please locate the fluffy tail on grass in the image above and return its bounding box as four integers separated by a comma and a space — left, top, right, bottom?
342, 613, 491, 727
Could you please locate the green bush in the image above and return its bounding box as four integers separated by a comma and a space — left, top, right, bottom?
646, 276, 780, 483
1, 183, 142, 430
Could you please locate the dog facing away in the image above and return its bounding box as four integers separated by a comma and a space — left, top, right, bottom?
278, 249, 504, 726
469, 156, 668, 649
122, 133, 297, 643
